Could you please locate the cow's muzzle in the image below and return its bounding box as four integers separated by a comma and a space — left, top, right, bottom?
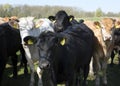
39, 58, 50, 69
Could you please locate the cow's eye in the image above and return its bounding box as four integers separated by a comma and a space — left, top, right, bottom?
37, 44, 44, 51
40, 39, 44, 43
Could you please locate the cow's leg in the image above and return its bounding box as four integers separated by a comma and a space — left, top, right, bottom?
25, 56, 35, 86
66, 70, 76, 86
93, 56, 101, 86
0, 56, 6, 85
118, 50, 120, 66
20, 46, 28, 75
21, 54, 28, 75
27, 59, 35, 86
11, 54, 18, 78
110, 50, 115, 66
76, 68, 82, 86
82, 65, 89, 86
89, 57, 94, 76
36, 67, 43, 86
101, 59, 107, 85
23, 46, 35, 86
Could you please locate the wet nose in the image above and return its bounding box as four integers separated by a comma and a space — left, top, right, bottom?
39, 58, 50, 69
104, 36, 112, 41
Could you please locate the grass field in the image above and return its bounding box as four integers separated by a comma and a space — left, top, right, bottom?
1, 54, 120, 86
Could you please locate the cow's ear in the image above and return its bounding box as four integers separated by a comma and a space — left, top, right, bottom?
48, 16, 55, 21
79, 19, 84, 23
93, 21, 101, 29
69, 15, 74, 22
115, 21, 120, 28
23, 36, 37, 45
8, 19, 19, 29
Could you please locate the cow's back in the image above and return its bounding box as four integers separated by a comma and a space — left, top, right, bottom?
0, 23, 21, 56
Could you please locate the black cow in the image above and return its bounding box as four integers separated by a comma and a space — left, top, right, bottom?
48, 10, 84, 32
110, 28, 120, 66
25, 21, 95, 86
0, 22, 28, 85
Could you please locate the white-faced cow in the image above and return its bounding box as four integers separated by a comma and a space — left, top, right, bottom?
84, 18, 115, 86
17, 17, 54, 86
0, 19, 28, 85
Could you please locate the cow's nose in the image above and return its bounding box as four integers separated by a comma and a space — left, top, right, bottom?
105, 36, 112, 41
39, 58, 50, 69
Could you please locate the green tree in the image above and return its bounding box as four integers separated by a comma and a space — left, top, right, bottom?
2, 4, 12, 17
95, 8, 103, 17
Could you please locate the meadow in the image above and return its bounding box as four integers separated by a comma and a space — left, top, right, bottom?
1, 53, 120, 86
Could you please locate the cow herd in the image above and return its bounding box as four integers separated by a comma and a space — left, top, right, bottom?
0, 10, 120, 86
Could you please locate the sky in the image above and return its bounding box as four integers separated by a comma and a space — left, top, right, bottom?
0, 0, 119, 13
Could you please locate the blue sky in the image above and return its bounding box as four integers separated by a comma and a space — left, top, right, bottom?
0, 0, 119, 13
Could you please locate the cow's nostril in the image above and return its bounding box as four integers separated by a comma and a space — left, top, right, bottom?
46, 63, 50, 68
40, 59, 50, 69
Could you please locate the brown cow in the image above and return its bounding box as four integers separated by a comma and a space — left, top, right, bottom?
84, 18, 115, 86
0, 16, 18, 25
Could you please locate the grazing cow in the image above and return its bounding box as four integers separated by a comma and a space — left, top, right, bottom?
25, 10, 94, 86
0, 20, 28, 85
18, 17, 54, 86
84, 18, 115, 86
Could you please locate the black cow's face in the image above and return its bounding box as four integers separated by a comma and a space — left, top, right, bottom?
54, 10, 70, 32
36, 31, 57, 69
36, 31, 67, 69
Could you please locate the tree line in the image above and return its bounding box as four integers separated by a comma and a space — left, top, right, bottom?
0, 4, 120, 18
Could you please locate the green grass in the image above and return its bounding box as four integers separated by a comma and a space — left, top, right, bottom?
1, 55, 120, 86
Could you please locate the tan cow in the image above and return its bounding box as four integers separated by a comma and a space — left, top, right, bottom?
8, 16, 19, 29
84, 18, 115, 86
0, 17, 6, 24
0, 16, 19, 28
0, 17, 10, 24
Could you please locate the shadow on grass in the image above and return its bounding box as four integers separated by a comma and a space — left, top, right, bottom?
1, 65, 39, 86
1, 63, 120, 86
87, 63, 120, 86
107, 64, 120, 86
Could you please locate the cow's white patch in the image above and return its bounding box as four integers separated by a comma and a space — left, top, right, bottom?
101, 28, 112, 41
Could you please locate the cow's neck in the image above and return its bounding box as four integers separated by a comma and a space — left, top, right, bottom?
63, 22, 71, 30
